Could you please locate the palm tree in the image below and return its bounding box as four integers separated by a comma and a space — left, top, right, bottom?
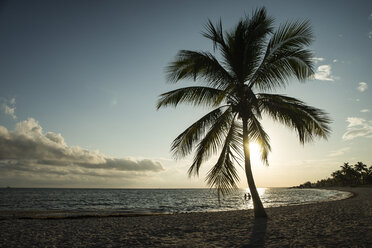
331, 170, 344, 186
157, 8, 331, 218
341, 162, 352, 172
341, 162, 358, 185
367, 166, 372, 184
354, 162, 367, 172
354, 162, 368, 184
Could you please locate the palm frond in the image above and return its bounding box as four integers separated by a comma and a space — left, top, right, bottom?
247, 116, 271, 165
206, 120, 241, 195
228, 121, 244, 165
227, 7, 274, 83
166, 50, 233, 89
188, 107, 234, 176
258, 94, 331, 144
202, 19, 227, 52
157, 86, 226, 109
250, 20, 314, 91
267, 20, 313, 56
170, 106, 228, 158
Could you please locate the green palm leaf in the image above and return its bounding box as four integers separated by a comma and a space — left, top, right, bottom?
189, 108, 234, 176
202, 19, 227, 53
258, 93, 331, 143
157, 86, 226, 109
225, 8, 274, 83
206, 121, 241, 195
247, 115, 271, 165
170, 106, 228, 158
250, 20, 314, 91
166, 50, 233, 89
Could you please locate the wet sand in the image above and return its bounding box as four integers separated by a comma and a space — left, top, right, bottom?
0, 187, 371, 247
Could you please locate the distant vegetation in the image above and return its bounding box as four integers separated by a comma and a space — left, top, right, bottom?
296, 162, 372, 188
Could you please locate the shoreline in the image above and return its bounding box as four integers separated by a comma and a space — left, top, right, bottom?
0, 187, 353, 220
1, 187, 371, 247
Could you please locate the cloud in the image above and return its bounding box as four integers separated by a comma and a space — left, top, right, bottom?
0, 118, 164, 180
357, 82, 368, 92
314, 65, 337, 81
346, 117, 365, 127
369, 31, 372, 39
332, 59, 338, 63
1, 97, 16, 119
328, 147, 350, 157
342, 117, 372, 140
360, 109, 370, 113
311, 57, 324, 63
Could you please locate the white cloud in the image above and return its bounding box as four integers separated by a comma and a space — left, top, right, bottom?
3, 105, 16, 119
357, 82, 368, 92
360, 109, 370, 113
311, 57, 324, 63
346, 117, 365, 127
342, 117, 372, 140
0, 118, 165, 178
1, 97, 16, 119
328, 147, 350, 157
332, 59, 338, 63
314, 65, 337, 81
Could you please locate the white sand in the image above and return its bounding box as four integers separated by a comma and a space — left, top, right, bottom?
0, 187, 371, 247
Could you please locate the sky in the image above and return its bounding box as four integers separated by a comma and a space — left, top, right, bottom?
0, 0, 371, 188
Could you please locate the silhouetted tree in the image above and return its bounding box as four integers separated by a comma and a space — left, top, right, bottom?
340, 162, 358, 185
299, 161, 371, 187
331, 170, 345, 186
367, 166, 372, 184
158, 8, 331, 218
354, 162, 368, 184
303, 181, 312, 188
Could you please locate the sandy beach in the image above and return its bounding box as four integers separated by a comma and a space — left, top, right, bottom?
0, 187, 371, 247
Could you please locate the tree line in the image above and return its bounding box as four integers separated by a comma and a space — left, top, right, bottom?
296, 162, 372, 188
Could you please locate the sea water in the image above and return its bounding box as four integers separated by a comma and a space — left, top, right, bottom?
0, 188, 351, 214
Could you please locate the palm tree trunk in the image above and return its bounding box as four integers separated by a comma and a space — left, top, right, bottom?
242, 118, 267, 218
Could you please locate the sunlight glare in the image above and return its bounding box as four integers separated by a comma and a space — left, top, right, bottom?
244, 187, 266, 197
249, 142, 261, 165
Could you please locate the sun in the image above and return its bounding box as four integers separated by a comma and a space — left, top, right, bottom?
249, 142, 261, 165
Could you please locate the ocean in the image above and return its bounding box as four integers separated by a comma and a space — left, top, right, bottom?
0, 188, 351, 214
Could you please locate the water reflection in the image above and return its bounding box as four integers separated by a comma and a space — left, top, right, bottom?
0, 188, 351, 213
243, 187, 266, 196
257, 187, 266, 196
